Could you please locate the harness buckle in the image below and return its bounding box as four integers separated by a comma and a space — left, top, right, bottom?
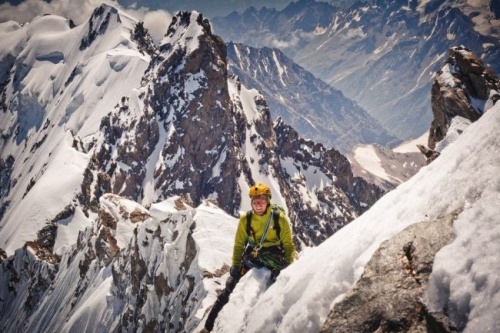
252, 244, 262, 257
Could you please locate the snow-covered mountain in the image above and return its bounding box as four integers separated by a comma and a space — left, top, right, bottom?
116, 0, 294, 18
0, 5, 383, 255
0, 5, 388, 331
212, 0, 500, 141
226, 42, 397, 153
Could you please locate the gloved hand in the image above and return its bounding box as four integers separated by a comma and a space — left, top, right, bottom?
225, 266, 240, 291
229, 265, 240, 277
225, 276, 236, 291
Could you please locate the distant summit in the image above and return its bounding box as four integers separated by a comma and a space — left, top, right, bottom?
226, 42, 397, 154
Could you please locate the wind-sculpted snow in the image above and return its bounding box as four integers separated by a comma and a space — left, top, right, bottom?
0, 5, 151, 253
0, 195, 237, 332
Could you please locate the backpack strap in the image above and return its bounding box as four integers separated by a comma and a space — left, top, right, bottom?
271, 208, 281, 241
246, 210, 253, 244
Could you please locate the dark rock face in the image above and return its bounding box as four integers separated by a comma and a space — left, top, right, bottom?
274, 119, 385, 246
0, 155, 14, 221
429, 46, 500, 149
274, 118, 383, 211
422, 46, 500, 163
0, 155, 15, 196
131, 22, 157, 56
320, 213, 459, 333
80, 4, 118, 50
149, 12, 241, 215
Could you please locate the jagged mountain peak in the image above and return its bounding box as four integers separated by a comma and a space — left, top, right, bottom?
159, 11, 214, 54
79, 3, 142, 51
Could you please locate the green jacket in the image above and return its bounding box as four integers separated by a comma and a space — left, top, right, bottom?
231, 206, 295, 267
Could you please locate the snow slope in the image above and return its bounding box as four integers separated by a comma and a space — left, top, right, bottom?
210, 105, 500, 332
0, 8, 151, 254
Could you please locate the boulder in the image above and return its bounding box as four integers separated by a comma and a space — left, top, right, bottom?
320, 212, 459, 333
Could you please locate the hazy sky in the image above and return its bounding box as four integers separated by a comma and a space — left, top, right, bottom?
0, 0, 173, 43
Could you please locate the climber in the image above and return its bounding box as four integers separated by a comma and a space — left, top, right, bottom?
201, 182, 296, 332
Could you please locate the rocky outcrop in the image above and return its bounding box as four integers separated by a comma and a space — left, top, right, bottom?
417, 144, 441, 164
0, 194, 208, 333
111, 199, 198, 332
0, 246, 58, 324
421, 46, 500, 163
320, 212, 458, 333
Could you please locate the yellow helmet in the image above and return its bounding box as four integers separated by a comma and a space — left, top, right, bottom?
249, 182, 272, 198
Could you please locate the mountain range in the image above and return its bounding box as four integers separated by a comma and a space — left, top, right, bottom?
115, 0, 294, 18
211, 0, 500, 140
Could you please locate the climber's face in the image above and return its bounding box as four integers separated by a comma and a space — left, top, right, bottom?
251, 195, 268, 216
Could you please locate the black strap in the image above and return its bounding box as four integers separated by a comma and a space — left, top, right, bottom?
273, 209, 281, 240
246, 208, 281, 244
